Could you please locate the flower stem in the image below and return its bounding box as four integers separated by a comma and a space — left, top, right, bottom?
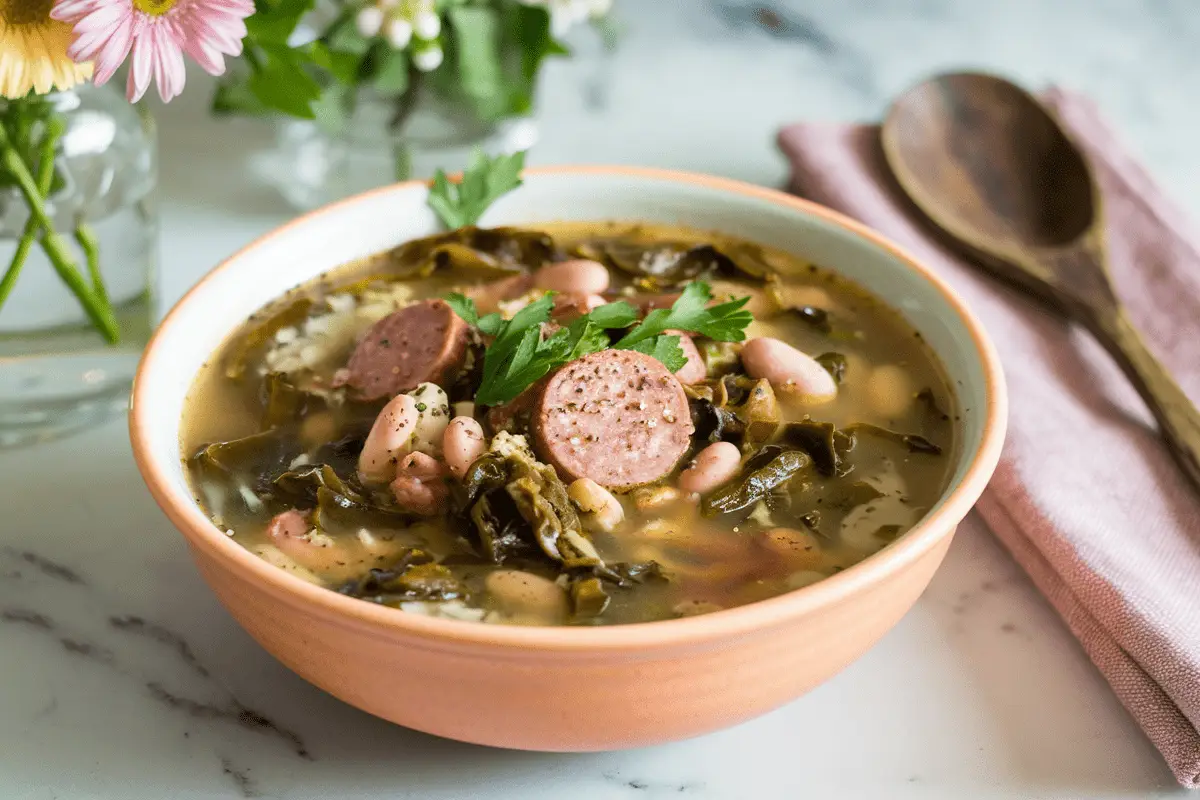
0, 124, 120, 344
0, 117, 63, 311
74, 223, 107, 305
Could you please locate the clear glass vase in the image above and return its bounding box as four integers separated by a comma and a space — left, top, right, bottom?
257, 85, 538, 211
0, 84, 157, 447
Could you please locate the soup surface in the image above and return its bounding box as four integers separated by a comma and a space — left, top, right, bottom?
182, 221, 956, 626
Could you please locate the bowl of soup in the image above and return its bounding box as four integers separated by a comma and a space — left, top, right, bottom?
130, 166, 1006, 751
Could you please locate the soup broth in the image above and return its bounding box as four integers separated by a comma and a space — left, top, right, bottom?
182, 221, 956, 626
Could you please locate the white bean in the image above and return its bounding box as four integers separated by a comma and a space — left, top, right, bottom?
485, 570, 569, 620
358, 393, 418, 484
390, 452, 449, 516
443, 416, 487, 479
533, 259, 610, 294
866, 364, 916, 419
407, 382, 451, 456
740, 336, 837, 404
568, 478, 624, 532
678, 441, 742, 494
762, 526, 822, 569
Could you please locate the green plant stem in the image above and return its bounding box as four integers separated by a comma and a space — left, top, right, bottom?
74, 223, 107, 304
0, 125, 120, 344
0, 117, 63, 311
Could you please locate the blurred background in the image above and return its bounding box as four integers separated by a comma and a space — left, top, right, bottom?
2, 2, 1199, 797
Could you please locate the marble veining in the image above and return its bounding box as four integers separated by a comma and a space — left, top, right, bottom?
0, 544, 313, 791
4, 1, 1200, 797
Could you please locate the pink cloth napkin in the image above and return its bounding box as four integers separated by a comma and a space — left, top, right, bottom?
778, 87, 1200, 788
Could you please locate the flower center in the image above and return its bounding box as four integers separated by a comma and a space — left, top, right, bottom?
132, 0, 178, 16
2, 0, 54, 26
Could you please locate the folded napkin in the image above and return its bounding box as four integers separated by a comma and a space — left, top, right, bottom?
778, 87, 1200, 788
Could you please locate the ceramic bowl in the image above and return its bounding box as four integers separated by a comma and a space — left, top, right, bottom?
130, 167, 1007, 751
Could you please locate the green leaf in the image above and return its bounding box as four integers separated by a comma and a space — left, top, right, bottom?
245, 0, 314, 44
613, 281, 752, 352
308, 41, 361, 83
449, 6, 504, 105
426, 149, 526, 228
211, 76, 271, 116
494, 292, 553, 351
444, 292, 480, 325
477, 312, 504, 337
444, 279, 748, 405
639, 335, 687, 372
247, 43, 322, 119
584, 300, 639, 330
512, 5, 552, 83
324, 12, 373, 55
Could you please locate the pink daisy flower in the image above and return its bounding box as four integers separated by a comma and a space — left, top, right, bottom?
52, 0, 254, 103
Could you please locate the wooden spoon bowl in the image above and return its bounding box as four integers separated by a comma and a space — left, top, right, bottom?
882, 72, 1200, 492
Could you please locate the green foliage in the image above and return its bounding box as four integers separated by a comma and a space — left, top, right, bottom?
212, 0, 584, 135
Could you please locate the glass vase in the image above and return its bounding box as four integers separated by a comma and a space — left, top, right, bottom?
258, 85, 538, 211
0, 84, 157, 447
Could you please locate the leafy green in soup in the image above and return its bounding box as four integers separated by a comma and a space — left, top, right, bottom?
181, 221, 956, 626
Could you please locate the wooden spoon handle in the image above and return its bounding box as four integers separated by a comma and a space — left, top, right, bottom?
1089, 309, 1200, 492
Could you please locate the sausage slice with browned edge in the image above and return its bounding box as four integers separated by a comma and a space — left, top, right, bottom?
533, 350, 694, 490
339, 299, 469, 401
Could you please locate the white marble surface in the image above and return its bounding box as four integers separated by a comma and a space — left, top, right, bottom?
2, 1, 1198, 797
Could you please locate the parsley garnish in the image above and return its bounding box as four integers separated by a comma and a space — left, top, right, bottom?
612, 281, 752, 370
427, 150, 527, 229
446, 281, 752, 406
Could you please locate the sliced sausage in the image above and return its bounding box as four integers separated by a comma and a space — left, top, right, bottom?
669, 330, 706, 384
339, 299, 469, 400
533, 350, 694, 489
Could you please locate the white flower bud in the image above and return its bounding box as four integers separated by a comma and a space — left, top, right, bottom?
355, 6, 384, 38
412, 45, 444, 72
413, 10, 441, 40
384, 17, 413, 49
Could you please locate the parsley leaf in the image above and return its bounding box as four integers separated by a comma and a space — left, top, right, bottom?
626, 334, 687, 373
446, 282, 752, 406
444, 292, 479, 325
446, 292, 508, 337
613, 281, 752, 351
428, 149, 527, 229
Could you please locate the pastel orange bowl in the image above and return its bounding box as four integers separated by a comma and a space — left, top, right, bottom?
129, 167, 1007, 751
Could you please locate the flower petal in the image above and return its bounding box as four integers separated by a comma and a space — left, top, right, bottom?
73, 2, 130, 33
51, 0, 108, 23
126, 30, 154, 102
152, 24, 187, 101
181, 34, 225, 75
91, 16, 133, 85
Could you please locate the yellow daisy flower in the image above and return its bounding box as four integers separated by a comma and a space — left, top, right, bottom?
0, 0, 93, 99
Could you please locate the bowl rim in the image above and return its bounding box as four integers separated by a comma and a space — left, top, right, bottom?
130, 165, 1008, 652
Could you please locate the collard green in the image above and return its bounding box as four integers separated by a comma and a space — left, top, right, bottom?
386, 225, 553, 279
702, 446, 813, 515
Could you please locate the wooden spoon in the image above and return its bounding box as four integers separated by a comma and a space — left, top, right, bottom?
881, 71, 1200, 492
